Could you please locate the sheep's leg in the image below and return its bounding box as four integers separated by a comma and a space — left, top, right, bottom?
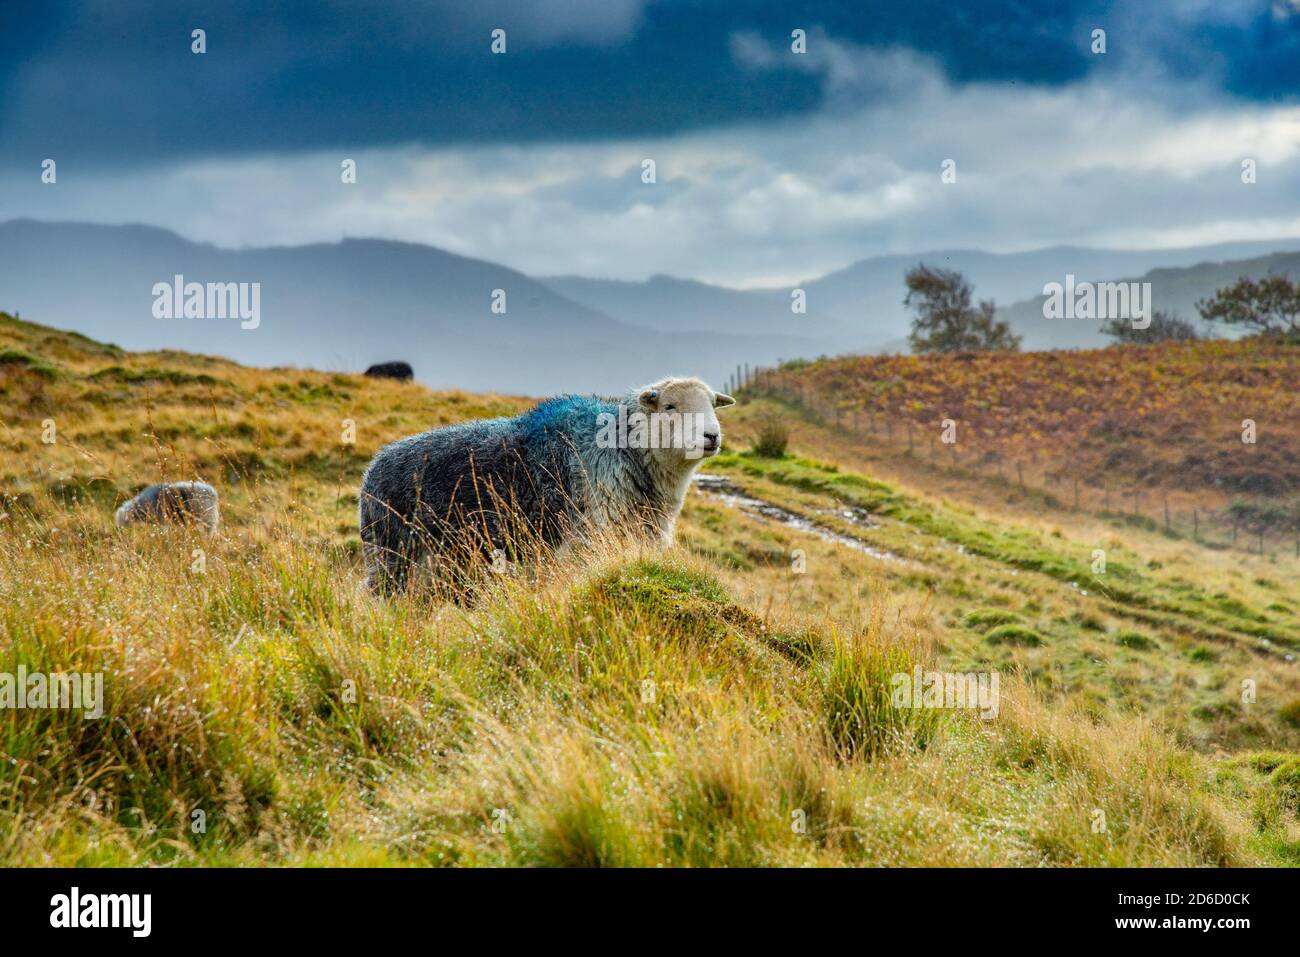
360, 496, 420, 596
363, 539, 412, 596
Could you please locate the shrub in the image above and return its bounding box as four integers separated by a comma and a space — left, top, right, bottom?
1102, 310, 1200, 344
1279, 699, 1300, 729
1269, 759, 1300, 816
984, 624, 1044, 647
822, 634, 936, 760
1069, 611, 1107, 632
751, 416, 789, 458
1115, 630, 1156, 651
962, 608, 1023, 629
0, 348, 60, 380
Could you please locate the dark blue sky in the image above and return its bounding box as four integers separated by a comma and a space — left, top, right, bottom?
4, 1, 1300, 285
3, 0, 1298, 167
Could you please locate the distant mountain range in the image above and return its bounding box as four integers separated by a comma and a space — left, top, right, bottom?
3, 219, 1299, 393
551, 239, 1300, 353
541, 273, 855, 344
0, 220, 823, 394
999, 249, 1300, 350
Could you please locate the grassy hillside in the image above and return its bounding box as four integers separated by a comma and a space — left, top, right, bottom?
1, 313, 1297, 866
754, 342, 1300, 543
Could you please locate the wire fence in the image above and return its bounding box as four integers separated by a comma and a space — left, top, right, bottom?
726, 362, 1300, 559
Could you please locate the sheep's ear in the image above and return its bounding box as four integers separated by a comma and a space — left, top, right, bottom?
639, 388, 659, 410
714, 392, 736, 408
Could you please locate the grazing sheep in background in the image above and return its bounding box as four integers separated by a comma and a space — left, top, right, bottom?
365, 361, 414, 381
359, 376, 735, 594
114, 481, 220, 535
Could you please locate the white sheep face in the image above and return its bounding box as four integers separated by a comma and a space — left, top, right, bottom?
637, 377, 736, 468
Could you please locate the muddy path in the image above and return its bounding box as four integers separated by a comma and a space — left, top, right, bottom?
691, 473, 905, 564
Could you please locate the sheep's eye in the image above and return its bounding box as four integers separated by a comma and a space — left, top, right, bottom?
665, 404, 676, 411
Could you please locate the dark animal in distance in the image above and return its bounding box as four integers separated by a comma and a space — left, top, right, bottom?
365, 361, 414, 381
358, 376, 735, 594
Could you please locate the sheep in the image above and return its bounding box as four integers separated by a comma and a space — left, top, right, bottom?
358, 376, 735, 594
365, 361, 414, 381
114, 481, 220, 535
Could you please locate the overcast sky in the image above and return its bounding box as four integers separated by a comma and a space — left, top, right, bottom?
4, 0, 1300, 287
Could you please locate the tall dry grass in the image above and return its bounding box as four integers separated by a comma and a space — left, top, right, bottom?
0, 313, 1289, 866
0, 486, 1262, 866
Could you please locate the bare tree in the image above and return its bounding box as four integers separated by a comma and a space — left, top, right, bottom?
1197, 274, 1300, 337
904, 264, 1021, 354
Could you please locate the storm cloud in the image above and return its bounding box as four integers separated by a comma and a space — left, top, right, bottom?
4, 0, 1300, 285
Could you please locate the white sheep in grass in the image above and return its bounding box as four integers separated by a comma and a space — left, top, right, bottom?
114, 481, 220, 535
358, 376, 735, 594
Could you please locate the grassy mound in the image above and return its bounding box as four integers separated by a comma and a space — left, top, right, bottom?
962, 608, 1024, 629
984, 624, 1044, 647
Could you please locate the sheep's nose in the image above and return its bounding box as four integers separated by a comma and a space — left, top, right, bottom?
703, 431, 720, 446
